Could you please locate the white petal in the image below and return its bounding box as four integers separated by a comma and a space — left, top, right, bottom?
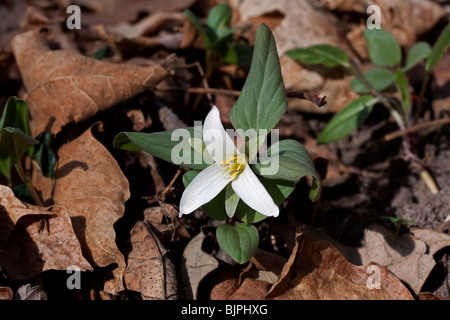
203, 106, 238, 162
231, 165, 279, 217
179, 164, 232, 217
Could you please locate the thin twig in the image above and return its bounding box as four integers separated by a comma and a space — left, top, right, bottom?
383, 117, 450, 142
155, 86, 327, 107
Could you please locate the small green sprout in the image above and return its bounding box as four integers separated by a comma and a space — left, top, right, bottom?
380, 216, 416, 235
0, 97, 57, 205
183, 3, 251, 78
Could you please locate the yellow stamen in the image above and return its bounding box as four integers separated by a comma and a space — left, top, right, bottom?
222, 155, 245, 180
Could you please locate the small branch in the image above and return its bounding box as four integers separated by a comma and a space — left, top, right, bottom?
286, 91, 327, 107
383, 117, 450, 142
155, 86, 327, 107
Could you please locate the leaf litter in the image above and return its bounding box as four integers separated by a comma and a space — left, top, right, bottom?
0, 0, 449, 300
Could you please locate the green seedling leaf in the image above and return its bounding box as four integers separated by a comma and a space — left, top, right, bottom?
286, 44, 351, 68
426, 23, 450, 72
183, 9, 217, 48
0, 127, 39, 162
403, 42, 431, 72
182, 170, 228, 221
229, 23, 287, 136
318, 96, 378, 144
253, 139, 321, 201
0, 97, 34, 158
0, 97, 31, 134
350, 67, 395, 94
237, 178, 295, 223
364, 29, 401, 67
34, 132, 57, 178
114, 127, 211, 171
216, 223, 259, 264
13, 184, 34, 203
394, 68, 411, 114
206, 3, 232, 31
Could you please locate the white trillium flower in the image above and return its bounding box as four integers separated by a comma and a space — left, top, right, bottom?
179, 106, 279, 218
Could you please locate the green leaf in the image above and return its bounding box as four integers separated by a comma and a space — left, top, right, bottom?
13, 184, 34, 204
229, 23, 287, 136
0, 127, 39, 162
183, 9, 217, 48
237, 178, 295, 223
253, 139, 321, 201
350, 67, 395, 94
0, 97, 33, 157
394, 68, 411, 114
286, 44, 351, 68
34, 132, 57, 178
317, 96, 378, 144
364, 29, 401, 67
403, 42, 431, 72
0, 153, 10, 182
426, 23, 450, 72
206, 3, 232, 30
225, 183, 240, 218
114, 127, 211, 171
216, 223, 259, 264
182, 170, 228, 221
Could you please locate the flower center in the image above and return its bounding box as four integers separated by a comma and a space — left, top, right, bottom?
221, 155, 245, 180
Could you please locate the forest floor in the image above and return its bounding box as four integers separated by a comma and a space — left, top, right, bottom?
0, 0, 449, 300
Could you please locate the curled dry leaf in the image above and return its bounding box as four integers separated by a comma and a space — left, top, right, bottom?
229, 278, 271, 300
53, 124, 130, 294
320, 224, 450, 295
123, 221, 177, 300
13, 284, 43, 300
182, 229, 219, 300
265, 231, 414, 300
0, 185, 92, 280
321, 0, 444, 52
10, 29, 168, 135
0, 287, 13, 300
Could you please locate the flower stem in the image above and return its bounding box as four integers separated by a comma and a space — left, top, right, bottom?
413, 71, 431, 125
15, 158, 44, 206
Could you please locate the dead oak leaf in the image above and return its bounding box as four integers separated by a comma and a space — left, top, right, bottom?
182, 229, 219, 300
53, 124, 130, 294
10, 29, 168, 135
265, 231, 414, 300
0, 185, 92, 280
123, 221, 177, 300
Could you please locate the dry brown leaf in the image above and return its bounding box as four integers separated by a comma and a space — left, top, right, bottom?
13, 284, 43, 300
53, 124, 130, 294
0, 185, 92, 280
210, 272, 241, 300
182, 229, 219, 300
410, 227, 450, 256
10, 29, 168, 135
228, 278, 271, 300
123, 221, 177, 300
266, 231, 414, 300
321, 0, 444, 52
0, 287, 13, 300
304, 224, 450, 295
418, 292, 450, 300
